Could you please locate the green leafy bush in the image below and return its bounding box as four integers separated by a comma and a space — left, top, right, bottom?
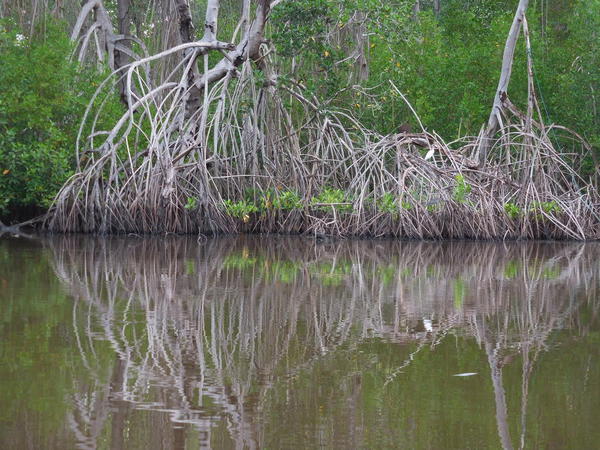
0, 19, 122, 217
378, 192, 399, 215
504, 202, 521, 220
310, 188, 353, 213
530, 201, 561, 215
184, 197, 198, 210
273, 190, 303, 211
452, 174, 472, 203
223, 199, 258, 222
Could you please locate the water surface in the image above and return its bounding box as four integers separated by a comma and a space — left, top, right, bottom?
1, 236, 599, 449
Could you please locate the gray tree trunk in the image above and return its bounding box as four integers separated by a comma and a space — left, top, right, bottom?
477, 0, 529, 165
174, 0, 272, 122
115, 0, 132, 106
174, 0, 203, 120
354, 11, 369, 82
202, 0, 220, 41
412, 0, 420, 20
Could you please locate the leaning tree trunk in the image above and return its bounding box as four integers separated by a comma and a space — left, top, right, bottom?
115, 0, 132, 106
174, 0, 203, 120
477, 0, 529, 165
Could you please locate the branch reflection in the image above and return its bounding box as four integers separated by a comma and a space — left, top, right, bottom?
47, 236, 600, 449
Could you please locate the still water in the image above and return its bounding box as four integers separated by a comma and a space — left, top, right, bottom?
0, 235, 599, 449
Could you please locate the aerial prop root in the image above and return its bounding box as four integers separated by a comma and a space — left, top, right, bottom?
45, 52, 599, 238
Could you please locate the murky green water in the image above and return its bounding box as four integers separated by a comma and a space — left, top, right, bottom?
1, 236, 599, 449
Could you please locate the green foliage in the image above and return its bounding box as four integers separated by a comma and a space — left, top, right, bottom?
0, 19, 122, 216
223, 199, 259, 221
271, 0, 332, 58
452, 174, 471, 203
242, 188, 279, 213
269, 0, 599, 166
530, 201, 561, 215
232, 188, 303, 216
505, 201, 561, 220
378, 192, 399, 215
504, 202, 522, 220
310, 188, 353, 213
273, 190, 303, 211
426, 203, 440, 213
184, 196, 198, 210
375, 192, 412, 215
347, 3, 510, 136
535, 0, 600, 175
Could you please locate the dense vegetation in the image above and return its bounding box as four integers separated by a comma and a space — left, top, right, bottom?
0, 19, 122, 218
269, 0, 599, 147
0, 0, 598, 237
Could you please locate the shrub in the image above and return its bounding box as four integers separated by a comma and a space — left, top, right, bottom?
310, 188, 353, 213
378, 192, 399, 215
504, 202, 521, 220
452, 174, 471, 203
0, 19, 121, 217
273, 190, 302, 211
223, 199, 258, 222
530, 201, 561, 215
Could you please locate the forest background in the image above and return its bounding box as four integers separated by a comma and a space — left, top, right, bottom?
0, 0, 598, 225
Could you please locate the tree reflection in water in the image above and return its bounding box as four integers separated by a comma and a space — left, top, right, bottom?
46, 236, 600, 449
